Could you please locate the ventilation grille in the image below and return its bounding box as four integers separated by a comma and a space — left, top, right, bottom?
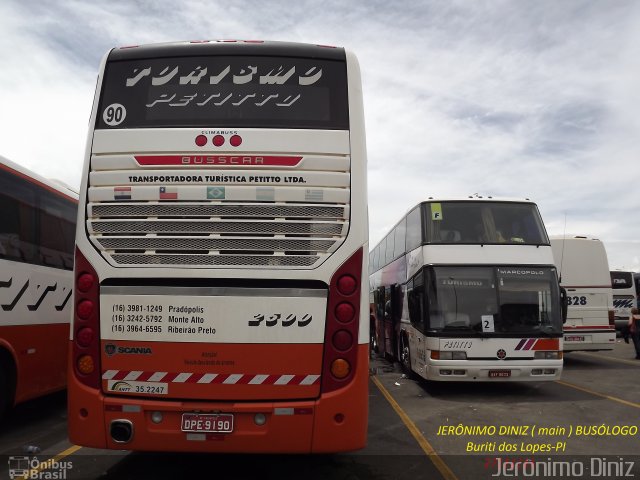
92, 203, 344, 218
97, 237, 336, 252
111, 254, 319, 267
88, 201, 348, 268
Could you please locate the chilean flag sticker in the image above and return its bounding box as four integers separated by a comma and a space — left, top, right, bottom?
159, 186, 178, 200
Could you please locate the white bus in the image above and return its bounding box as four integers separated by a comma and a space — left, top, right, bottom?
68, 40, 369, 453
370, 198, 565, 382
550, 236, 615, 351
610, 270, 637, 331
0, 155, 77, 416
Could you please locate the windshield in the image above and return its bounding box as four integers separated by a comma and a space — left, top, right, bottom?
424, 201, 548, 245
424, 266, 562, 336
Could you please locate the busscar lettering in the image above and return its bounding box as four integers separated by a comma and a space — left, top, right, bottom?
182, 156, 265, 165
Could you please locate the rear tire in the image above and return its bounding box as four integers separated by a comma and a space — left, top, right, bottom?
369, 321, 378, 354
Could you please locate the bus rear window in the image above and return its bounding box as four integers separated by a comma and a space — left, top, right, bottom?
96, 56, 349, 130
611, 271, 633, 289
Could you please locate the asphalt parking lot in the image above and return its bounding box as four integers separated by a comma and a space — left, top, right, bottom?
1, 341, 638, 480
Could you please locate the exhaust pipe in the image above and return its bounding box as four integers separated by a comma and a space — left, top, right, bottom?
110, 420, 134, 443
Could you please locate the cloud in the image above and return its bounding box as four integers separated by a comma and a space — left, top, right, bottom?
1, 0, 638, 269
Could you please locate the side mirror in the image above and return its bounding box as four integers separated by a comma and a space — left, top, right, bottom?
560, 286, 568, 324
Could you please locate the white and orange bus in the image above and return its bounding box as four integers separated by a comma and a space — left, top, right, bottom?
68, 41, 369, 452
0, 155, 77, 417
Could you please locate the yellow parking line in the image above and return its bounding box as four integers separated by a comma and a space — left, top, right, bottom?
17, 444, 81, 480
371, 376, 458, 480
556, 380, 640, 409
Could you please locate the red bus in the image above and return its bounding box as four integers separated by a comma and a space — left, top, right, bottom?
0, 155, 77, 417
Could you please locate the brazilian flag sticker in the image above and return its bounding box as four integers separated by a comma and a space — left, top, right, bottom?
207, 186, 225, 199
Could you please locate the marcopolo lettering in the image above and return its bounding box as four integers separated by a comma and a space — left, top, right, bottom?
498, 269, 544, 276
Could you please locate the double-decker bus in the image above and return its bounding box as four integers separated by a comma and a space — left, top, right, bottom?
610, 270, 637, 331
550, 236, 615, 351
369, 198, 565, 382
0, 155, 77, 417
68, 41, 369, 452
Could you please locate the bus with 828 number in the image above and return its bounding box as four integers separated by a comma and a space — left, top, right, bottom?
68, 40, 369, 453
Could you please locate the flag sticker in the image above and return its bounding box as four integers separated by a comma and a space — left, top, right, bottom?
207, 186, 225, 199
305, 189, 323, 202
114, 186, 131, 200
159, 186, 177, 200
431, 203, 443, 221
256, 187, 275, 201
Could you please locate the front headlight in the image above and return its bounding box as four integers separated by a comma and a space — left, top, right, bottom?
534, 351, 561, 359
436, 351, 468, 360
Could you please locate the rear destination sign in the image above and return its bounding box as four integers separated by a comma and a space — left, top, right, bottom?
100, 293, 327, 343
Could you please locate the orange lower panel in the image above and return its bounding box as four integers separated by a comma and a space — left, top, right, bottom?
100, 341, 323, 400
1, 323, 68, 404
68, 344, 369, 453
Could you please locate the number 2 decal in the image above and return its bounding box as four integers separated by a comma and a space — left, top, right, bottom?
103, 103, 126, 126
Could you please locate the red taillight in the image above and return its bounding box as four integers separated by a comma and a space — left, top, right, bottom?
337, 275, 357, 295
332, 330, 353, 351
212, 135, 225, 146
76, 300, 94, 320
76, 327, 94, 347
321, 248, 363, 394
77, 273, 94, 293
335, 302, 355, 323
72, 248, 101, 389
195, 135, 207, 147
230, 135, 243, 147
609, 310, 615, 326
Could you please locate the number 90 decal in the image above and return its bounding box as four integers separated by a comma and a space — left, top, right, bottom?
103, 103, 126, 126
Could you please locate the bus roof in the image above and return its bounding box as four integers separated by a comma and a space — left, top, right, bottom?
419, 196, 536, 204
0, 155, 78, 202
549, 235, 610, 285
399, 196, 537, 218
107, 40, 346, 62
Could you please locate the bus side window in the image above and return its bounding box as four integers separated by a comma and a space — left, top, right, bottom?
407, 270, 427, 333
406, 207, 422, 251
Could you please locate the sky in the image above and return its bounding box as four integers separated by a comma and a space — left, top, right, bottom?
0, 0, 638, 271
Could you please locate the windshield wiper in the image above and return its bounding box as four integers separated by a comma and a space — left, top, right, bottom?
442, 325, 474, 331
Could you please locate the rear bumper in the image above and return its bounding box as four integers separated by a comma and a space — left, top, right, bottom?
68, 343, 368, 453
563, 330, 616, 351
